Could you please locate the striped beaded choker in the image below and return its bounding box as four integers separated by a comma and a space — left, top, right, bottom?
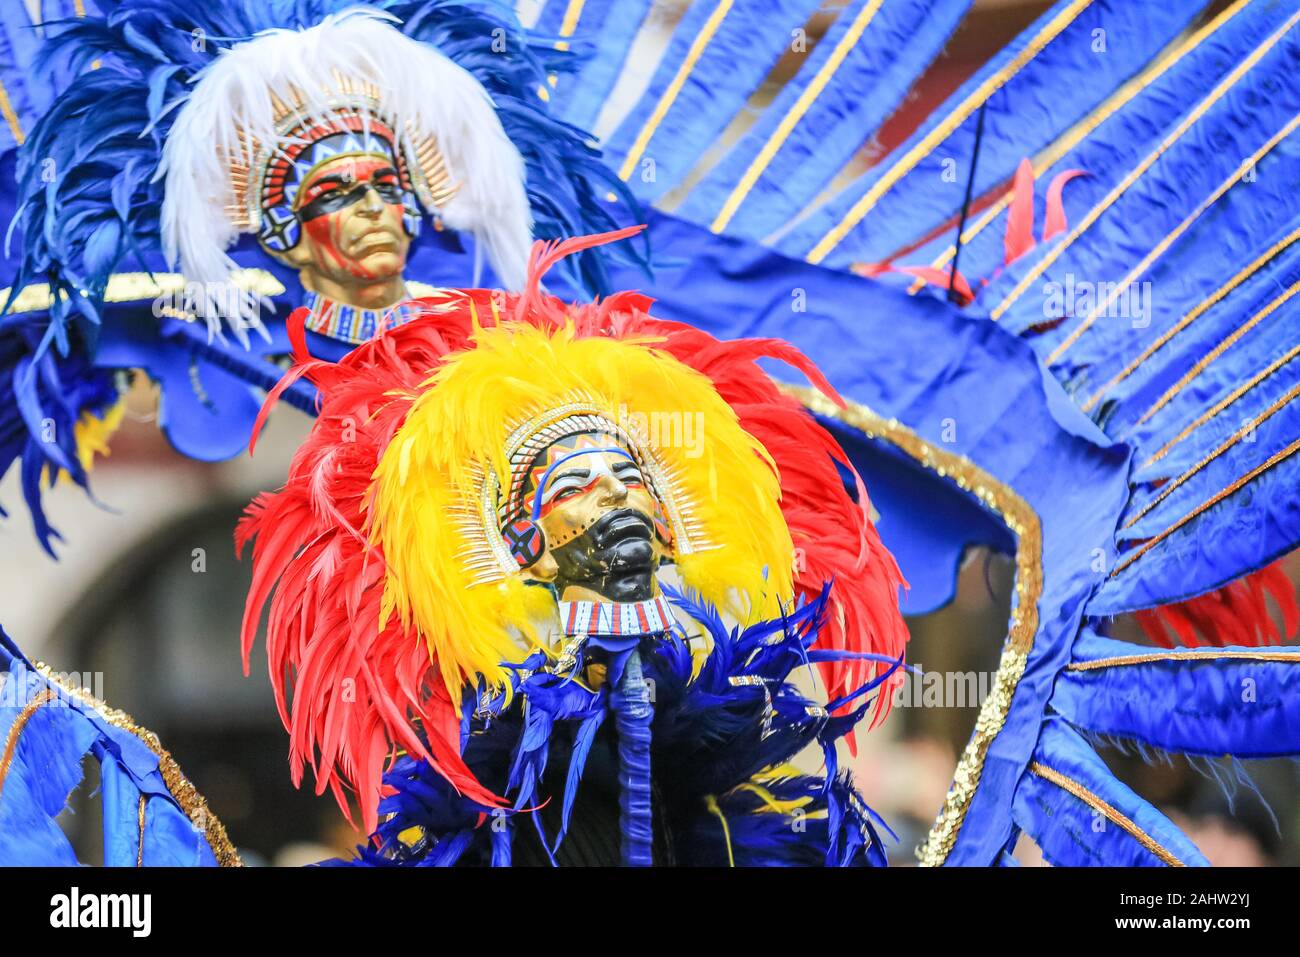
302, 288, 422, 344
558, 596, 675, 638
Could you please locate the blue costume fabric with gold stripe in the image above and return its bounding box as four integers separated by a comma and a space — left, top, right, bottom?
0, 627, 235, 866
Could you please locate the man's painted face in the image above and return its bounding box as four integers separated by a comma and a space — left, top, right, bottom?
514, 432, 674, 602
287, 154, 412, 285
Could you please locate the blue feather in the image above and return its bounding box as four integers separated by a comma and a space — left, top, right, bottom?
331, 580, 892, 866
555, 710, 604, 853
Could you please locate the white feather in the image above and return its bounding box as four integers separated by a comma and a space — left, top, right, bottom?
158, 7, 532, 340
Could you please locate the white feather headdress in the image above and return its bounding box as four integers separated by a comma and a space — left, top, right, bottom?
158, 7, 532, 342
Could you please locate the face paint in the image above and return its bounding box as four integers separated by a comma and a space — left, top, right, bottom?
293, 155, 412, 285
524, 435, 658, 542
532, 448, 642, 519
296, 159, 404, 221
513, 432, 669, 602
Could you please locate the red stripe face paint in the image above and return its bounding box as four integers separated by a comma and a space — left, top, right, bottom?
281, 155, 412, 304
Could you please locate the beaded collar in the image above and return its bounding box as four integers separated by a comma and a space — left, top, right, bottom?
302, 288, 422, 344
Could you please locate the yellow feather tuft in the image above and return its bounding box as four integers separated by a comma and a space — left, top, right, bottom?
45, 398, 126, 487
733, 781, 819, 817
76, 398, 125, 473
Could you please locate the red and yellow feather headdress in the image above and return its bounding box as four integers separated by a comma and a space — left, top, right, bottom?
237, 227, 907, 831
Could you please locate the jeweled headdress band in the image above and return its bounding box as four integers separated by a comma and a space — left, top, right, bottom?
222, 85, 460, 247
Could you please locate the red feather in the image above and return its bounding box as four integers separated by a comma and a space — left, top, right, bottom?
892, 265, 975, 306
1042, 169, 1086, 242
1134, 560, 1299, 648
1004, 158, 1037, 265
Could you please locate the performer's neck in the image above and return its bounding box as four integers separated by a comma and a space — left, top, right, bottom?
300, 271, 407, 311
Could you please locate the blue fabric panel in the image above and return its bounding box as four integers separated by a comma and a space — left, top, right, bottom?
0, 1, 95, 151
1127, 357, 1300, 494
677, 0, 969, 241
992, 13, 1300, 346
1086, 242, 1300, 613
140, 790, 217, 867
99, 753, 144, 867
92, 287, 297, 464
0, 666, 94, 866
1012, 716, 1209, 866
818, 417, 1016, 614
1121, 380, 1300, 545
0, 627, 219, 866
777, 0, 1208, 267
1053, 630, 1300, 758
603, 0, 827, 203
539, 0, 656, 134
897, 0, 1284, 303
1102, 214, 1300, 448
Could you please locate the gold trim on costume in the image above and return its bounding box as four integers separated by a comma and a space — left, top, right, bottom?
0, 688, 58, 800
1028, 761, 1185, 865
0, 77, 24, 146
542, 0, 587, 94
1083, 225, 1300, 414
35, 665, 243, 867
557, 0, 586, 50
0, 269, 287, 317
1045, 110, 1300, 366
907, 0, 1253, 295
1132, 278, 1300, 430
617, 0, 735, 182
709, 0, 887, 233
1122, 380, 1300, 531
779, 383, 1043, 866
136, 794, 147, 867
988, 9, 1300, 322
1112, 435, 1300, 578
1070, 648, 1300, 671
1142, 345, 1300, 468
806, 0, 1094, 265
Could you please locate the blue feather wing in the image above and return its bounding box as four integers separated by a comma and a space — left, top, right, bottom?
536, 0, 655, 134
0, 0, 93, 153
599, 0, 830, 206
677, 0, 970, 243
547, 0, 970, 241
772, 0, 1206, 267
952, 2, 1300, 614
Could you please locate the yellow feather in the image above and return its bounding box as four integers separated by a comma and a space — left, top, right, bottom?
45, 397, 126, 487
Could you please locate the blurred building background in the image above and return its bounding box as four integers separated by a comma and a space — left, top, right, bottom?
1, 0, 1294, 866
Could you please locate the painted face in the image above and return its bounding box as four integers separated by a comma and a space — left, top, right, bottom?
290, 154, 412, 286
515, 432, 673, 602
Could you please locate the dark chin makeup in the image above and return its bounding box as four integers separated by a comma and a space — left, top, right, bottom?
551, 509, 657, 602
